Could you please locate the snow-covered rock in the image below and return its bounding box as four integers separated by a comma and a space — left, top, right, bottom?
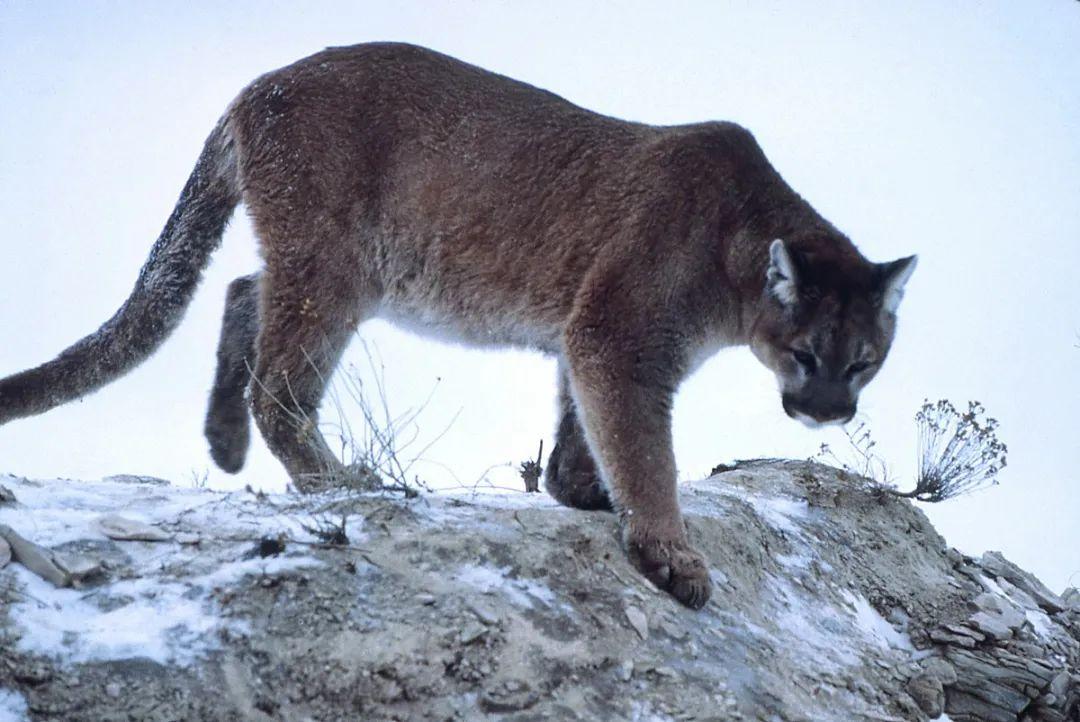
0, 461, 1076, 721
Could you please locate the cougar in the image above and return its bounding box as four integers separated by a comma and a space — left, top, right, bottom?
0, 43, 916, 608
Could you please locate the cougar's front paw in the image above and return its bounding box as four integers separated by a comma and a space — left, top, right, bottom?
623, 520, 711, 610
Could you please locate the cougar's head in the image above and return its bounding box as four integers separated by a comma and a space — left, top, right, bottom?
749, 239, 917, 428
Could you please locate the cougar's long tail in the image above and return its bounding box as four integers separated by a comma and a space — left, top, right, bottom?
0, 120, 241, 424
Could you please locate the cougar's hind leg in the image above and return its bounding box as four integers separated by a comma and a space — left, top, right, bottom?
544, 361, 613, 511
205, 273, 260, 473
248, 265, 377, 493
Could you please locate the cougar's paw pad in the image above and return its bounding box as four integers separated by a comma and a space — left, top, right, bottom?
625, 532, 712, 610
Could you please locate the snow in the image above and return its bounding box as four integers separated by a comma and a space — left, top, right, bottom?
453, 564, 557, 608
0, 472, 581, 667
0, 475, 331, 545
200, 555, 323, 587
0, 689, 28, 722
764, 582, 916, 680
705, 484, 810, 536
774, 550, 832, 573
9, 551, 323, 666
978, 574, 1008, 597
768, 578, 859, 670
841, 590, 914, 651
746, 495, 809, 535
0, 474, 325, 666
408, 487, 562, 526
629, 700, 676, 722
1, 472, 572, 668
11, 565, 215, 665
1025, 608, 1052, 637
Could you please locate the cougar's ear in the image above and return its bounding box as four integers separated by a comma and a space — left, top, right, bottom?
878, 255, 918, 315
767, 239, 799, 306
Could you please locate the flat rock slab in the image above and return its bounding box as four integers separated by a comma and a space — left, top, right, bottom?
96, 514, 172, 542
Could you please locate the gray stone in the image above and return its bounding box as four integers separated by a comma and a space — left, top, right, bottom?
973, 592, 1027, 630
944, 688, 1017, 722
660, 618, 687, 640
997, 577, 1043, 612
968, 612, 1014, 641
974, 591, 1009, 615
945, 648, 1043, 713
458, 623, 487, 645
906, 672, 944, 717
468, 600, 498, 625
980, 551, 1067, 614
1028, 705, 1067, 722
624, 604, 648, 641
54, 554, 105, 588
0, 523, 70, 587
479, 680, 538, 713
930, 628, 977, 648
102, 474, 170, 486
918, 657, 958, 686
1011, 640, 1051, 662
945, 622, 986, 641
97, 514, 172, 542
1048, 670, 1069, 698
1016, 656, 1057, 685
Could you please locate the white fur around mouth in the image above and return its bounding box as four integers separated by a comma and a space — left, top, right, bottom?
793, 412, 826, 429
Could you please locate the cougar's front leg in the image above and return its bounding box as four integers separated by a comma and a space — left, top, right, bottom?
545, 361, 613, 511
563, 302, 711, 609
205, 273, 260, 473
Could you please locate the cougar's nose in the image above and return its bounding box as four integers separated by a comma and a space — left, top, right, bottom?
782, 394, 855, 427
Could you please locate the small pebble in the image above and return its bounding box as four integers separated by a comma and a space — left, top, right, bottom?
469, 601, 499, 625
624, 605, 649, 641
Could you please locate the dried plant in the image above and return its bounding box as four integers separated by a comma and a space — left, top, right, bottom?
893, 399, 1007, 502
188, 468, 210, 490
300, 514, 351, 546
518, 440, 544, 493
815, 399, 1008, 504
251, 338, 454, 496
815, 420, 891, 485
318, 341, 457, 497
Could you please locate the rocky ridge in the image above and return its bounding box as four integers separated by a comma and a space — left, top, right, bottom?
0, 461, 1077, 721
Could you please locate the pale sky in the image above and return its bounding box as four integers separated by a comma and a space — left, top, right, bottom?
1, 2, 1078, 591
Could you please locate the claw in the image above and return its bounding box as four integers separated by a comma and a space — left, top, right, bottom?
624, 527, 712, 609
671, 575, 711, 610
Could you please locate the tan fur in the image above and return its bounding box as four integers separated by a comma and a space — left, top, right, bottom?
0, 43, 917, 608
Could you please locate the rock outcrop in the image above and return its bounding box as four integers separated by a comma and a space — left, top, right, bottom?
0, 461, 1077, 721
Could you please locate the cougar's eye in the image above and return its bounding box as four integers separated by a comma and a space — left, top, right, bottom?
791, 349, 817, 374
845, 361, 872, 380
